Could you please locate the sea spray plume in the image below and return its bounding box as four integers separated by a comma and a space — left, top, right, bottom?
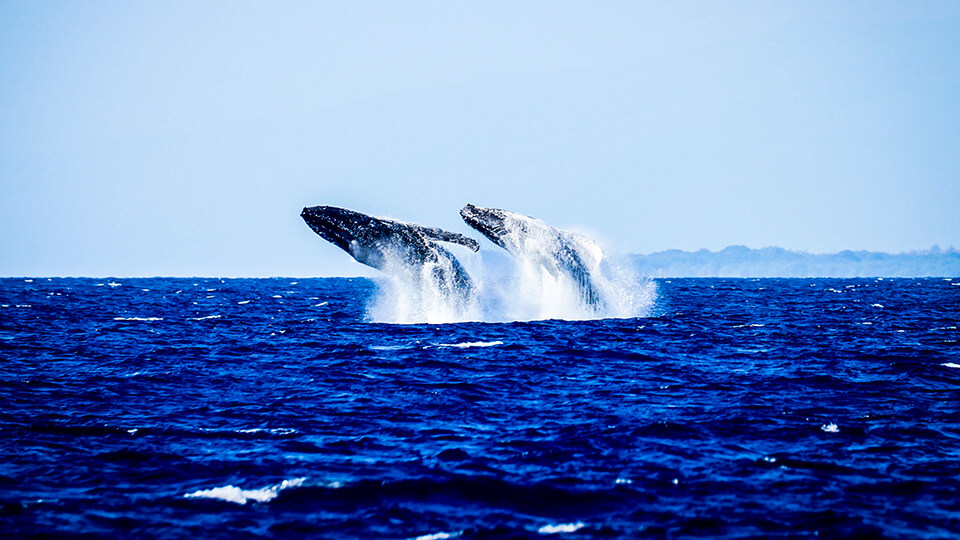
301, 205, 480, 322
460, 203, 608, 316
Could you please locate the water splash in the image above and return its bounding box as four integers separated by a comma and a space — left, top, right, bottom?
471, 250, 656, 323
366, 245, 482, 324
365, 241, 656, 324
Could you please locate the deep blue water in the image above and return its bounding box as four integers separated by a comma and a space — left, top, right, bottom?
2, 277, 959, 538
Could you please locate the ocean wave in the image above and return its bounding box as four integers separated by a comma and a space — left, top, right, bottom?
184, 477, 305, 505
436, 341, 504, 349
538, 522, 586, 534
412, 532, 462, 540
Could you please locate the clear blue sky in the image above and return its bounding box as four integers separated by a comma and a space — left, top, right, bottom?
2, 2, 958, 277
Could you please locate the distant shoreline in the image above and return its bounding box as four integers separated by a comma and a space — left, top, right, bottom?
628, 245, 960, 278
3, 247, 959, 279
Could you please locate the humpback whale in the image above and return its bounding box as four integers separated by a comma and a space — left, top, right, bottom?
459, 203, 605, 308
301, 205, 479, 296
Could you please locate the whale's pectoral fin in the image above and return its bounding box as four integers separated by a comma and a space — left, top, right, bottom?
414, 226, 481, 252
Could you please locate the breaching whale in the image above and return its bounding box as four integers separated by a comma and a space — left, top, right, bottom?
459, 203, 606, 308
301, 205, 479, 296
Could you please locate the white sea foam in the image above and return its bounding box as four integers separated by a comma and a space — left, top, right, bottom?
468, 217, 655, 322
184, 477, 305, 505
538, 522, 585, 534
190, 315, 221, 321
237, 300, 251, 305
821, 422, 840, 433
367, 244, 483, 324
941, 363, 960, 369
236, 427, 298, 435
412, 532, 463, 540
367, 229, 656, 324
113, 317, 163, 321
437, 341, 504, 349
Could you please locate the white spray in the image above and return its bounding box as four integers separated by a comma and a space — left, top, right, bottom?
365, 217, 656, 324
366, 244, 483, 324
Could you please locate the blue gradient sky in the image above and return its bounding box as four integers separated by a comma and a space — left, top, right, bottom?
2, 2, 958, 277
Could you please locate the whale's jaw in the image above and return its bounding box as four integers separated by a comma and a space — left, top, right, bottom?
301, 206, 356, 253
459, 204, 511, 247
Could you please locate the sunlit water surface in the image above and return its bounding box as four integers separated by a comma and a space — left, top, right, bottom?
2, 277, 959, 538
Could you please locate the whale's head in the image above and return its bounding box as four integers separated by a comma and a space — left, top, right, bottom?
459, 204, 516, 248
302, 206, 364, 252
301, 205, 409, 265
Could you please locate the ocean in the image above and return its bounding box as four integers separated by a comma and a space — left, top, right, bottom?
2, 277, 959, 538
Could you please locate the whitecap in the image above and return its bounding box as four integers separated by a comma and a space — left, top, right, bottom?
24, 279, 33, 283
108, 282, 121, 287
236, 428, 298, 435
190, 315, 221, 321
941, 363, 960, 369
437, 341, 504, 349
113, 317, 163, 321
538, 522, 585, 534
272, 295, 282, 298
237, 300, 251, 305
313, 302, 329, 307
821, 422, 839, 433
184, 477, 305, 505
412, 532, 463, 540
870, 304, 883, 308
370, 345, 409, 351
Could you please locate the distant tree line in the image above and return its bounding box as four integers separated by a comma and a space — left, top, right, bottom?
627, 245, 960, 277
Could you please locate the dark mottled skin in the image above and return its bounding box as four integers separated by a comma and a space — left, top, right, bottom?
301, 206, 477, 294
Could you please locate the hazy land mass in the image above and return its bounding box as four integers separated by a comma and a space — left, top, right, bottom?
627, 246, 960, 278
